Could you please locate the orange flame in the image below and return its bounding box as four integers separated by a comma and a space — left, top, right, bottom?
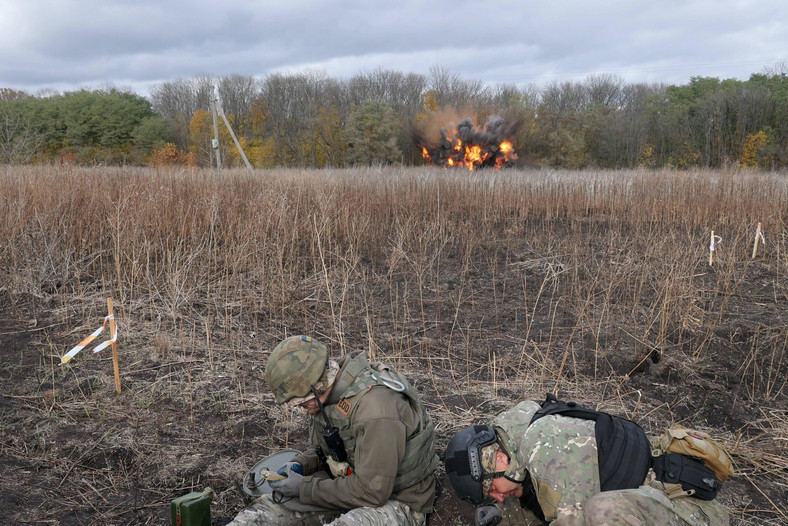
464, 145, 483, 170
418, 119, 517, 170
495, 140, 515, 168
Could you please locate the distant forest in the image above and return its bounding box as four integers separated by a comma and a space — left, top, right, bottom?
1, 64, 787, 169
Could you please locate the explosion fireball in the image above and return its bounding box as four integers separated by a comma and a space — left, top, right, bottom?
416, 116, 518, 170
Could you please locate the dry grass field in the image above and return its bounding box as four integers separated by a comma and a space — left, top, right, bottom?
1, 165, 786, 525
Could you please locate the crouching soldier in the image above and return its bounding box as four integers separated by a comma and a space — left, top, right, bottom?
444, 394, 730, 526
228, 335, 439, 525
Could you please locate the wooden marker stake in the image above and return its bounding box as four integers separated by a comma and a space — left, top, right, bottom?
752, 222, 762, 259
107, 298, 122, 394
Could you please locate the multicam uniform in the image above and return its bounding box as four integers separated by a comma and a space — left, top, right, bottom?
490, 401, 729, 526
227, 351, 438, 526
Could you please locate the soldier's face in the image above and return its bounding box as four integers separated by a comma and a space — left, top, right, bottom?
299, 398, 320, 414
299, 386, 333, 415
488, 477, 523, 502
487, 450, 523, 503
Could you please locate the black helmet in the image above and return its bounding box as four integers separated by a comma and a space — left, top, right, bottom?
444, 425, 505, 505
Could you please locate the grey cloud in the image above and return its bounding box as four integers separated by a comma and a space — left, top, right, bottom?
1, 0, 785, 95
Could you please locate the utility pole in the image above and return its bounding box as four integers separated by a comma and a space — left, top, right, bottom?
211, 87, 222, 171
214, 85, 253, 172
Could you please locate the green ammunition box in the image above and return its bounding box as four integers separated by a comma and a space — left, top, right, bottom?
171, 487, 213, 526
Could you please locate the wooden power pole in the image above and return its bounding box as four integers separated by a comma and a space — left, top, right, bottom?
211, 88, 222, 171
213, 85, 252, 172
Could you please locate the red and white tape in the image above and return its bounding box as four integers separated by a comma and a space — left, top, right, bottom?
61, 315, 117, 364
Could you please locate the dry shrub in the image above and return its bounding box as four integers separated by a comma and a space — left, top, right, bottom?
149, 143, 199, 167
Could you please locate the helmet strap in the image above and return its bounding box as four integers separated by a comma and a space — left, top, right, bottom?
495, 435, 511, 463
480, 442, 510, 483
311, 385, 334, 430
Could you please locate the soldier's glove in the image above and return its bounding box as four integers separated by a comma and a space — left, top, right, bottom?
268, 467, 303, 498
276, 461, 303, 477
475, 505, 502, 526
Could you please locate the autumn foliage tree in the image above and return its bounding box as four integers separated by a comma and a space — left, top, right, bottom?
149, 143, 198, 167
740, 130, 770, 168
2, 63, 787, 169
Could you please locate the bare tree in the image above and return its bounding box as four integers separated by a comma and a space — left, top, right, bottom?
585, 73, 623, 108
217, 74, 257, 125
347, 69, 426, 116
259, 70, 330, 166
149, 78, 200, 149
427, 65, 489, 109
539, 80, 588, 131
0, 104, 44, 164
0, 88, 29, 101
763, 60, 788, 76
617, 82, 664, 166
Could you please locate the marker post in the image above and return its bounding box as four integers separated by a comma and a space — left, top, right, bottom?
751, 222, 763, 259
709, 231, 715, 266
107, 298, 121, 394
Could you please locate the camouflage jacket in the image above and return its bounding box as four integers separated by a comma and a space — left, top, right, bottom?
492, 400, 600, 521
293, 351, 438, 513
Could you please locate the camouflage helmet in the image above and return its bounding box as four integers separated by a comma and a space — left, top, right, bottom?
265, 335, 330, 405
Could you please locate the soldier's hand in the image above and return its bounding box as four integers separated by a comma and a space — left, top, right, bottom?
268, 467, 303, 498
276, 461, 303, 477
475, 505, 502, 526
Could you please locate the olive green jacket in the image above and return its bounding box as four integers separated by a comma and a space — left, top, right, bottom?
293, 351, 438, 513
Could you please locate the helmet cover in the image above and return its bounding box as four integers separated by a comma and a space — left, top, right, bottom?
265, 335, 329, 405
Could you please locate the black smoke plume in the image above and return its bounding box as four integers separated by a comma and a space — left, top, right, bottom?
415, 116, 519, 169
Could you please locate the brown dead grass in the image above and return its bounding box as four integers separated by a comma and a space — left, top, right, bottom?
0, 164, 786, 525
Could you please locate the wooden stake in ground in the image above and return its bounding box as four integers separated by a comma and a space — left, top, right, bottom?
107, 298, 122, 394
751, 222, 763, 259
708, 231, 722, 266
709, 231, 714, 266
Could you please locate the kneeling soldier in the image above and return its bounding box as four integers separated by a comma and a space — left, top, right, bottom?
228, 335, 438, 526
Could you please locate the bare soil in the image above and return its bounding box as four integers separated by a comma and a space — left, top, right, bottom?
1, 170, 787, 526
2, 266, 786, 526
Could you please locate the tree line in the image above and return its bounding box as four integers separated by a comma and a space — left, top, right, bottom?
1, 64, 786, 169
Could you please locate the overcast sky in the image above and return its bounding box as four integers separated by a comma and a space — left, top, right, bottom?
1, 0, 785, 98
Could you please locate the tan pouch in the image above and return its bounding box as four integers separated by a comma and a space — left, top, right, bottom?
326, 457, 352, 478
657, 425, 734, 482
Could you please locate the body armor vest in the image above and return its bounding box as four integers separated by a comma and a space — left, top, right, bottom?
315, 351, 439, 492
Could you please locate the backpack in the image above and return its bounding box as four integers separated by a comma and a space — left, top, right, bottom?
654, 425, 735, 482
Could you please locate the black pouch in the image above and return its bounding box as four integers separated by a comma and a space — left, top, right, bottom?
652, 453, 721, 500
322, 425, 348, 462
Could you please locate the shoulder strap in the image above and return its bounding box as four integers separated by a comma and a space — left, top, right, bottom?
529, 393, 604, 425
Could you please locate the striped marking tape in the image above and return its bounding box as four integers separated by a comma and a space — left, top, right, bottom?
61, 315, 118, 364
